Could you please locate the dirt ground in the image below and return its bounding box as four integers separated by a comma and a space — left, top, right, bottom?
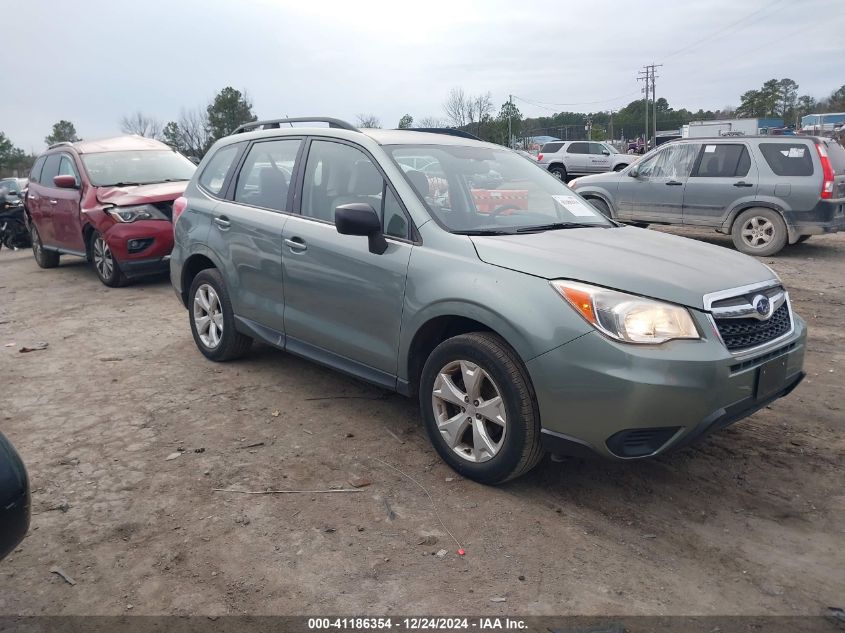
0, 228, 843, 617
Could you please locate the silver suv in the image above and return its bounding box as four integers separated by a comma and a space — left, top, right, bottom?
170, 118, 805, 484
537, 140, 635, 180
571, 136, 845, 256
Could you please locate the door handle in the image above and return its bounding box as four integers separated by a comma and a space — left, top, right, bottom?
733, 181, 754, 187
665, 180, 683, 186
49, 199, 58, 205
213, 216, 231, 230
284, 237, 307, 252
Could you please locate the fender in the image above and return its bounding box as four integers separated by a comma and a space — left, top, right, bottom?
178, 243, 226, 302
722, 199, 795, 241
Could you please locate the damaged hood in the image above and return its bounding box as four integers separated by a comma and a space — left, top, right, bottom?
95, 181, 188, 207
470, 226, 776, 310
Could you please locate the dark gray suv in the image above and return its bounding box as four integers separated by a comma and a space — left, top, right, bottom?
571, 136, 845, 256
170, 118, 806, 484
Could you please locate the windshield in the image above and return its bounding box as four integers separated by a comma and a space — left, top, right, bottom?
388, 144, 612, 233
81, 150, 196, 187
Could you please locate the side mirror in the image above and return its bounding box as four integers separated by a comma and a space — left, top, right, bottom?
53, 175, 78, 189
0, 432, 30, 562
602, 150, 610, 156
335, 203, 387, 255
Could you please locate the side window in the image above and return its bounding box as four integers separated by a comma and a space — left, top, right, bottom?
589, 142, 608, 155
40, 155, 61, 188
693, 144, 750, 178
233, 139, 301, 212
541, 142, 563, 153
301, 140, 410, 238
58, 155, 80, 184
759, 143, 814, 177
567, 142, 588, 154
198, 144, 240, 195
638, 144, 698, 179
29, 156, 46, 184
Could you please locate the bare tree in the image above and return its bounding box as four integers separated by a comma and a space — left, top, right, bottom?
443, 88, 470, 127
418, 116, 448, 128
356, 113, 381, 128
120, 112, 163, 139
162, 107, 213, 158
469, 92, 493, 125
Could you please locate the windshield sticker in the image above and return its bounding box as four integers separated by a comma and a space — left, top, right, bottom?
553, 195, 598, 217
704, 145, 717, 153
781, 147, 805, 158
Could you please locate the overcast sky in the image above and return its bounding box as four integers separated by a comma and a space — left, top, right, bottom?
3, 0, 843, 152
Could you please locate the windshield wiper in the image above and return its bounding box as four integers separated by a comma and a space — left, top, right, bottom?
453, 229, 516, 236
106, 182, 143, 187
515, 222, 601, 233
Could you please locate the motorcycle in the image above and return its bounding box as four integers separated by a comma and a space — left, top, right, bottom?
0, 204, 31, 251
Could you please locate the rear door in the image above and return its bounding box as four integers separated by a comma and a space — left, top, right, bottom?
208, 137, 302, 335
682, 142, 757, 227
32, 154, 61, 245
617, 143, 699, 222
281, 138, 414, 383
564, 142, 588, 173
50, 154, 86, 252
585, 142, 612, 173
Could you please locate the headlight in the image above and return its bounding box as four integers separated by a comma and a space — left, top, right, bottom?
107, 204, 168, 223
551, 280, 699, 344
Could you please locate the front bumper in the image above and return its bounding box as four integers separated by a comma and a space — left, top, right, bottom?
528, 313, 807, 460
103, 219, 174, 277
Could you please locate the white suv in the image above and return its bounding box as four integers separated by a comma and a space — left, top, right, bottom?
537, 141, 635, 181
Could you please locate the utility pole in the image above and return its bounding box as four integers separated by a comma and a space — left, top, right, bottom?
637, 66, 650, 150
507, 94, 513, 148
609, 110, 614, 143
650, 63, 662, 143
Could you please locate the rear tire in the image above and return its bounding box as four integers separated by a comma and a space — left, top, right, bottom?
30, 225, 59, 268
188, 268, 253, 362
419, 332, 543, 485
731, 208, 788, 257
549, 165, 568, 181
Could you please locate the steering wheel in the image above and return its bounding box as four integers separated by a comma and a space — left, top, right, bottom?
489, 204, 522, 218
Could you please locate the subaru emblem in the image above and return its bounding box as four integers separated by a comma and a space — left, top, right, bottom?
752, 295, 771, 317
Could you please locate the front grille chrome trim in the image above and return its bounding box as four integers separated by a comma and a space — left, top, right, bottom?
707, 292, 796, 358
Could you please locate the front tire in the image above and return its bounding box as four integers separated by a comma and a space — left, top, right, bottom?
420, 332, 543, 485
188, 268, 252, 361
91, 231, 127, 287
31, 225, 59, 268
731, 208, 787, 257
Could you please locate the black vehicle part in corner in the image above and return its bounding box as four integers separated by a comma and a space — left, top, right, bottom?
0, 432, 30, 561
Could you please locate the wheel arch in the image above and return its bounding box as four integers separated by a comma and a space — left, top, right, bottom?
400, 308, 533, 398
181, 250, 223, 308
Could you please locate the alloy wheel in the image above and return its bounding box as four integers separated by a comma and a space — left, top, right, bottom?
193, 283, 224, 349
92, 236, 114, 280
31, 227, 41, 259
431, 360, 507, 463
740, 216, 775, 248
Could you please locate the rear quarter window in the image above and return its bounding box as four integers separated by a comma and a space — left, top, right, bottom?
759, 143, 814, 177
199, 144, 241, 195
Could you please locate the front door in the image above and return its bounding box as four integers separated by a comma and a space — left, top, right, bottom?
50, 154, 85, 252
282, 138, 414, 383
585, 142, 612, 173
683, 142, 758, 227
207, 138, 302, 335
617, 143, 699, 223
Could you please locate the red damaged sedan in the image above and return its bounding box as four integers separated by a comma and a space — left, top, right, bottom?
25, 136, 195, 286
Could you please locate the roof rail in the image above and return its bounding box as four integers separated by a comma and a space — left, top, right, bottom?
48, 141, 74, 149
406, 127, 482, 141
232, 117, 358, 135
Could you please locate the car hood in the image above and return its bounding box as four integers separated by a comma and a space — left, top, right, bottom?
95, 181, 188, 207
470, 226, 776, 310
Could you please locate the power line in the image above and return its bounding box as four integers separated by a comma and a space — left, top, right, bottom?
659, 0, 784, 62
513, 90, 641, 109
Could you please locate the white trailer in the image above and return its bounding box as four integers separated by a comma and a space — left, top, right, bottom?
683, 118, 762, 138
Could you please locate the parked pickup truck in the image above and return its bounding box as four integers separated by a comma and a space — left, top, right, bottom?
537, 141, 636, 181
